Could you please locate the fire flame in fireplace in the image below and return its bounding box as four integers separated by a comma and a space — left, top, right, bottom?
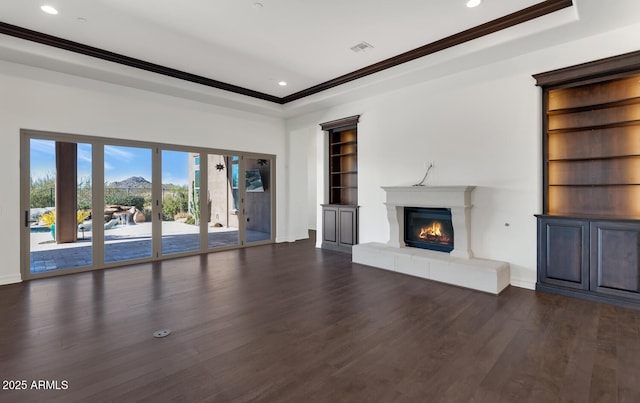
419, 222, 442, 238
418, 221, 451, 243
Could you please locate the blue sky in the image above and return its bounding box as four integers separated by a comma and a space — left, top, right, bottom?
30, 139, 190, 186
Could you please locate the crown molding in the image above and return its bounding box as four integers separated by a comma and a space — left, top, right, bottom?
0, 21, 282, 104
533, 49, 640, 88
0, 0, 573, 105
320, 115, 360, 131
283, 0, 573, 103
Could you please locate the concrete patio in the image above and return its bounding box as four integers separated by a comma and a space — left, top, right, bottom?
29, 222, 270, 273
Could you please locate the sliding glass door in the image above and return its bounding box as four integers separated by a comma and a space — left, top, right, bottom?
244, 157, 272, 245
26, 138, 93, 274
206, 154, 240, 249
103, 145, 153, 264
21, 130, 275, 279
161, 150, 201, 255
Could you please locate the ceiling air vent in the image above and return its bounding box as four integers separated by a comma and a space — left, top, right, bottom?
350, 41, 374, 53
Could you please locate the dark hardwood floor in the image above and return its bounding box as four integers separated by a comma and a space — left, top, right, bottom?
1, 235, 639, 402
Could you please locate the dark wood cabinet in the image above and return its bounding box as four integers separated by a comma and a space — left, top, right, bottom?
590, 220, 640, 299
534, 51, 640, 307
320, 116, 360, 253
537, 216, 589, 290
321, 204, 358, 252
537, 216, 640, 306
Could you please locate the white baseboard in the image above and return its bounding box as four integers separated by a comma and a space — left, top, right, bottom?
294, 231, 310, 241
509, 277, 536, 290
275, 231, 311, 243
0, 273, 22, 286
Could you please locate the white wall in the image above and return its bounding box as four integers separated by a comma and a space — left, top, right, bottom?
286, 22, 640, 290
286, 126, 317, 240
306, 133, 318, 231
0, 60, 287, 285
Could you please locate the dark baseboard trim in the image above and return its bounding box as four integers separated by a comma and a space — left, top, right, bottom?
536, 282, 640, 310
321, 243, 353, 254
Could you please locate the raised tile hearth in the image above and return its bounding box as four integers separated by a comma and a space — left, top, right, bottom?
352, 186, 510, 294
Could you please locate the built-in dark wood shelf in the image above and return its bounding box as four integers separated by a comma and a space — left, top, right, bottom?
535, 54, 640, 308
330, 141, 357, 146
548, 183, 640, 187
548, 154, 640, 162
537, 213, 640, 222
322, 116, 358, 206
330, 152, 357, 157
547, 96, 640, 115
548, 119, 640, 133
546, 119, 640, 134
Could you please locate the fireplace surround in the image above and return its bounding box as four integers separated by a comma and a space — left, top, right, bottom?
383, 186, 474, 258
352, 186, 510, 294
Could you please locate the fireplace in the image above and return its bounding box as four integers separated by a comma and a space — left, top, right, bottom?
352, 186, 510, 295
404, 207, 454, 252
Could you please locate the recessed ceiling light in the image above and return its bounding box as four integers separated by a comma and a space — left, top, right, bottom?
466, 0, 482, 7
278, 81, 287, 86
40, 5, 59, 15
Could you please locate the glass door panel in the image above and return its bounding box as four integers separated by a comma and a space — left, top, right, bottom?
244, 157, 272, 244
161, 150, 200, 255
103, 145, 152, 263
29, 139, 93, 274
207, 154, 240, 248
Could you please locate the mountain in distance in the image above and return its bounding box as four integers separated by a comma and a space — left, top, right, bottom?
109, 176, 151, 188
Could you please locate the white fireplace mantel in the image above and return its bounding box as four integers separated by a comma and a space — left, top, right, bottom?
382, 185, 475, 259
352, 185, 510, 294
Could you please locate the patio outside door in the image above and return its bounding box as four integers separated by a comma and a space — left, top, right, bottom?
161, 150, 201, 255
25, 138, 93, 274
103, 144, 153, 263
206, 154, 240, 249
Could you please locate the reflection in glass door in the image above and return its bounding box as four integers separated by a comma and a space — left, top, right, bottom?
206, 154, 240, 248
28, 139, 93, 273
103, 145, 152, 263
244, 157, 272, 244
161, 150, 200, 255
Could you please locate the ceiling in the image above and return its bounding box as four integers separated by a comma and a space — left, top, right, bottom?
0, 0, 566, 98
0, 0, 638, 108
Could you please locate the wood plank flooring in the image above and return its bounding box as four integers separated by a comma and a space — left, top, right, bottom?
1, 235, 639, 402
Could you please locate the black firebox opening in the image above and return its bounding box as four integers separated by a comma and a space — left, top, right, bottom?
404, 207, 454, 253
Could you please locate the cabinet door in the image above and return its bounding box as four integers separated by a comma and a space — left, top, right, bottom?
538, 217, 589, 289
590, 221, 640, 300
338, 206, 358, 246
322, 206, 338, 246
